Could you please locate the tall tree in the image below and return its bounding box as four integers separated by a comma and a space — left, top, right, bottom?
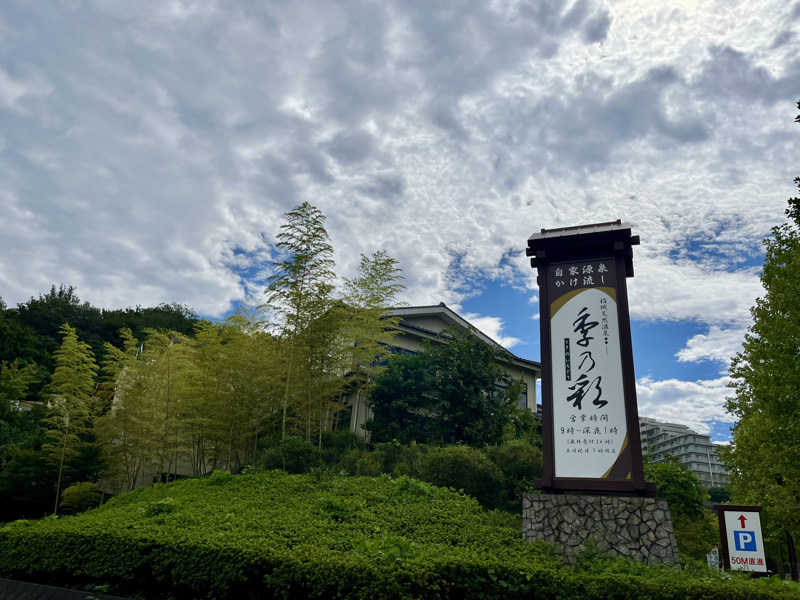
187, 316, 280, 473
367, 328, 519, 446
95, 329, 153, 492
217, 313, 283, 468
42, 324, 98, 514
724, 100, 800, 571
142, 330, 195, 480
265, 202, 336, 441
339, 250, 405, 441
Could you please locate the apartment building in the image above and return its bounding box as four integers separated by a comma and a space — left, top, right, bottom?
639, 416, 729, 489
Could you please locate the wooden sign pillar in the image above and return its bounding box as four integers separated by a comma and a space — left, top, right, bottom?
526, 220, 654, 495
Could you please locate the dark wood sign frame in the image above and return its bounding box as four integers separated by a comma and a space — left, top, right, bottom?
526, 220, 654, 495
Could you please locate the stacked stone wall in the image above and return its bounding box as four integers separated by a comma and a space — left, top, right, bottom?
522, 493, 679, 565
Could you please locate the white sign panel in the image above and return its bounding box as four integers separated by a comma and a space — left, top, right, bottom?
724, 511, 767, 572
551, 282, 627, 478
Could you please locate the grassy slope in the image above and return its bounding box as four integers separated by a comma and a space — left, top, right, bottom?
0, 471, 798, 599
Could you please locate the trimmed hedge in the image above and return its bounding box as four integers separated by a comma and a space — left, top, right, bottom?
0, 472, 797, 599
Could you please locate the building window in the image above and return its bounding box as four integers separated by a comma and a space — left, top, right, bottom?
518, 383, 528, 410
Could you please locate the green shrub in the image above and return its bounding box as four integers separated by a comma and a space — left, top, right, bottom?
392, 475, 435, 498
374, 439, 407, 473
384, 442, 425, 477
143, 497, 177, 517
0, 472, 796, 600
258, 437, 322, 473
673, 510, 719, 561
321, 430, 367, 465
417, 445, 504, 508
59, 481, 103, 515
208, 470, 234, 485
337, 448, 383, 476
485, 440, 542, 510
504, 406, 542, 446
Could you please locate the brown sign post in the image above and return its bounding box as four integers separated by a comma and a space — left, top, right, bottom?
526, 220, 654, 495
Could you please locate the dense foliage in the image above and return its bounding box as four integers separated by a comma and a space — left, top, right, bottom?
0, 285, 197, 399
0, 202, 407, 520
645, 457, 708, 521
644, 457, 717, 561
724, 100, 800, 569
257, 435, 541, 512
367, 329, 521, 446
0, 286, 197, 520
1, 471, 797, 600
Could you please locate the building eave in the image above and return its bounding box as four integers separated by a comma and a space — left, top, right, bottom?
386, 303, 541, 375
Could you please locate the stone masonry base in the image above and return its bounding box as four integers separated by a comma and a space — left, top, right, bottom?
522, 493, 679, 565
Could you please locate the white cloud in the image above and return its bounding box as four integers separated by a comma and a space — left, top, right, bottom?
636, 375, 733, 435
675, 325, 746, 367
462, 313, 522, 350
0, 0, 795, 327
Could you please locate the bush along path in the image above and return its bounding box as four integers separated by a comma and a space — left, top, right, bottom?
0, 471, 798, 599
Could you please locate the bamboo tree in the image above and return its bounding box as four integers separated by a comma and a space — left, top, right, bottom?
238, 312, 284, 462
143, 330, 194, 479
340, 250, 405, 433
43, 324, 98, 514
96, 329, 155, 492
265, 202, 336, 441
220, 312, 283, 468
187, 321, 227, 473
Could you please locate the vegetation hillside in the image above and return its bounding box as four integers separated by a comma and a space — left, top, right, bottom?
1, 471, 797, 600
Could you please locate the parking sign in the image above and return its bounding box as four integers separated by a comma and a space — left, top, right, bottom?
717, 505, 767, 572
734, 530, 756, 552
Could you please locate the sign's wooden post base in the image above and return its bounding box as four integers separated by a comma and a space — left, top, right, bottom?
522, 493, 679, 565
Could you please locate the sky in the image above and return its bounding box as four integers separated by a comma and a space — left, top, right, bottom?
1, 1, 798, 442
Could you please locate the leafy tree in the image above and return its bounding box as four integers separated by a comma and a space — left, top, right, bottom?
644, 456, 708, 520
16, 286, 104, 371
724, 99, 800, 559
364, 351, 436, 443
0, 307, 52, 396
427, 330, 519, 445
0, 359, 38, 419
42, 324, 99, 514
707, 486, 731, 503
100, 303, 197, 345
367, 329, 519, 446
0, 447, 55, 520
644, 456, 716, 560
265, 202, 337, 441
